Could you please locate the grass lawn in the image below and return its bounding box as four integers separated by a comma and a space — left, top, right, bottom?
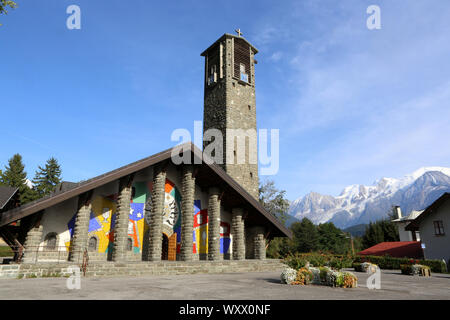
0, 246, 13, 257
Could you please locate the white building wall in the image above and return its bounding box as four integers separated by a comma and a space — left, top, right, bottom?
419, 200, 450, 264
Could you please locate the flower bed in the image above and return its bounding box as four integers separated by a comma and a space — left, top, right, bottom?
400, 264, 431, 276
353, 262, 379, 273
280, 265, 357, 288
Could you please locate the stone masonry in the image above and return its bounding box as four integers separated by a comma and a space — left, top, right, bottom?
22, 225, 43, 264
231, 208, 245, 260
1, 259, 285, 280
180, 165, 195, 261
203, 34, 259, 199
147, 166, 166, 261
112, 175, 134, 262
69, 193, 92, 263
207, 187, 221, 260
253, 226, 266, 260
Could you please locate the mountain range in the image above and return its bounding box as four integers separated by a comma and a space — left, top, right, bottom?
288, 167, 450, 229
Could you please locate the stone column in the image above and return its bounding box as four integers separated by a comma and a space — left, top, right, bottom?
112, 175, 134, 262
207, 187, 221, 261
69, 193, 92, 263
147, 166, 166, 261
22, 225, 43, 263
180, 165, 195, 261
253, 226, 266, 260
231, 208, 245, 260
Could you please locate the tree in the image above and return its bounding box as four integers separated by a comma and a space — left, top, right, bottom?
0, 0, 17, 25
259, 179, 290, 225
0, 153, 36, 204
362, 216, 399, 249
290, 218, 320, 253
317, 222, 350, 254
32, 157, 62, 198
260, 180, 292, 258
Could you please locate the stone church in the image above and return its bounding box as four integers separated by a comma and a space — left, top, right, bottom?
0, 32, 291, 268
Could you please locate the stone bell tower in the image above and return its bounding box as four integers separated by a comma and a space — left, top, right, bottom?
201, 30, 259, 199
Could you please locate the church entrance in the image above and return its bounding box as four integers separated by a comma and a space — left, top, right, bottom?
161, 233, 169, 260
161, 232, 177, 261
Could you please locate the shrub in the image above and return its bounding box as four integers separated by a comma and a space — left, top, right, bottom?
283, 253, 308, 270
319, 266, 330, 283
401, 264, 431, 276
352, 262, 362, 272
280, 267, 298, 284
354, 255, 446, 273
309, 267, 321, 285
342, 272, 358, 288
400, 264, 412, 275
293, 268, 314, 285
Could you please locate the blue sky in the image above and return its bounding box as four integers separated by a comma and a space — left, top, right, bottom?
1, 0, 449, 201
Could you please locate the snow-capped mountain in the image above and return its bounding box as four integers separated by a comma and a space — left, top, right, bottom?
289, 167, 450, 229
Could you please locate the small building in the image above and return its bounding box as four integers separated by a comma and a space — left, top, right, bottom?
391, 206, 422, 242
406, 192, 450, 265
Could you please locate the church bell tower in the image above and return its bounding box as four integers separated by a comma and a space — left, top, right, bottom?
201, 31, 259, 199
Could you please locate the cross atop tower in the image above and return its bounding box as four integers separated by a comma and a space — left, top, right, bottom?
235, 28, 243, 37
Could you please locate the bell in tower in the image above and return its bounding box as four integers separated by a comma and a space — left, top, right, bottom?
201, 31, 259, 199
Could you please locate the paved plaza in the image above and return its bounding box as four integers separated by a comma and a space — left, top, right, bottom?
0, 269, 449, 300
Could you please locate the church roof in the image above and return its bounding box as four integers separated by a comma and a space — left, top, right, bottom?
0, 186, 18, 210
0, 143, 291, 238
200, 33, 258, 56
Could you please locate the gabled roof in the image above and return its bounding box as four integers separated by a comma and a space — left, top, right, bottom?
200, 33, 258, 56
392, 210, 424, 223
0, 186, 18, 210
358, 241, 423, 259
405, 192, 450, 231
0, 143, 292, 238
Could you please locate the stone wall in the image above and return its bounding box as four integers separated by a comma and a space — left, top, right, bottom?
0, 259, 285, 279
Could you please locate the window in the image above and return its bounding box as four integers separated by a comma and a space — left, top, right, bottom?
44, 232, 57, 251
88, 237, 98, 252
127, 238, 133, 251
433, 221, 445, 236
208, 65, 217, 85
240, 63, 248, 83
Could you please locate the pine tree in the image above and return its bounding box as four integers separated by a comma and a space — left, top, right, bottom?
32, 157, 62, 198
0, 153, 35, 204
291, 218, 320, 253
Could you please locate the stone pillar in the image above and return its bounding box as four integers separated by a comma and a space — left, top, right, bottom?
207, 187, 221, 261
22, 225, 43, 263
253, 226, 266, 260
112, 175, 134, 262
231, 208, 245, 260
147, 166, 166, 261
180, 165, 195, 261
69, 193, 92, 263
